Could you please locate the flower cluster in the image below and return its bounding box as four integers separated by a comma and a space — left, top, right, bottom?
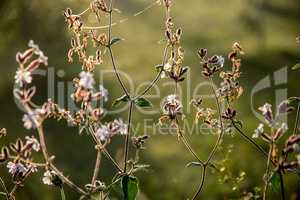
253, 101, 293, 141
216, 42, 244, 101
95, 119, 128, 143
1, 136, 40, 184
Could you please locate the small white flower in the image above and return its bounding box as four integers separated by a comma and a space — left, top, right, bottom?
42, 170, 56, 185
162, 94, 183, 117
22, 114, 37, 130
253, 123, 264, 138
258, 103, 274, 126
280, 123, 288, 133
216, 55, 224, 68
99, 85, 108, 102
14, 69, 32, 87
95, 125, 110, 141
114, 119, 128, 135
7, 162, 27, 174
79, 71, 95, 89
25, 136, 40, 152
163, 63, 172, 72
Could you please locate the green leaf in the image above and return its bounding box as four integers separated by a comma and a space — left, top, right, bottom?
135, 98, 152, 108
122, 175, 138, 200
112, 94, 129, 107
270, 172, 280, 192
110, 37, 122, 46
292, 63, 300, 70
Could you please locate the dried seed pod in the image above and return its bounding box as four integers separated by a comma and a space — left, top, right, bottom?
0, 128, 7, 138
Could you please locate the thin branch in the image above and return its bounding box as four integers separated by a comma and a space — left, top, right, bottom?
91, 150, 102, 185
107, 0, 130, 98
123, 101, 134, 173
231, 121, 269, 158
205, 78, 224, 164
278, 170, 285, 200
192, 166, 206, 200
263, 143, 273, 200
293, 102, 300, 135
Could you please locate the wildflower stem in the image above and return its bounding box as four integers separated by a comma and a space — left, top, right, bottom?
134, 45, 169, 100
91, 150, 102, 185
205, 78, 224, 164
50, 164, 87, 195
263, 142, 273, 200
60, 187, 66, 200
179, 131, 204, 166
293, 102, 300, 135
192, 166, 206, 200
278, 169, 285, 200
107, 0, 130, 98
231, 121, 269, 159
88, 126, 123, 173
123, 101, 134, 173
78, 7, 90, 16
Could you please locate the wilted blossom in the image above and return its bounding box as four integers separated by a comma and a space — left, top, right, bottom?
25, 136, 40, 152
14, 69, 32, 87
42, 170, 56, 185
162, 94, 183, 118
7, 162, 27, 175
95, 119, 128, 142
252, 123, 264, 138
258, 103, 274, 126
79, 71, 95, 89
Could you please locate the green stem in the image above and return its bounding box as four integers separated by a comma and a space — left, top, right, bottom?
60, 187, 66, 200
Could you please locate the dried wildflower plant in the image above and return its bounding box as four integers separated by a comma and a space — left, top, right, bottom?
0, 0, 300, 199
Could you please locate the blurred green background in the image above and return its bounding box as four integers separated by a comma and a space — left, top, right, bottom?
0, 0, 300, 199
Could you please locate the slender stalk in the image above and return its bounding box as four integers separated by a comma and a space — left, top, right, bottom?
78, 7, 90, 16
205, 78, 224, 164
278, 170, 285, 200
88, 126, 123, 172
91, 150, 102, 185
123, 101, 134, 173
107, 0, 130, 98
60, 187, 66, 200
293, 102, 300, 135
134, 45, 169, 100
192, 166, 206, 200
179, 131, 204, 166
50, 164, 87, 195
263, 143, 273, 200
231, 121, 269, 158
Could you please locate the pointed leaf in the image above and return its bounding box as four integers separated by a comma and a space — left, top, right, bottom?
135, 98, 152, 108
110, 37, 122, 46
292, 63, 300, 70
112, 94, 129, 108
